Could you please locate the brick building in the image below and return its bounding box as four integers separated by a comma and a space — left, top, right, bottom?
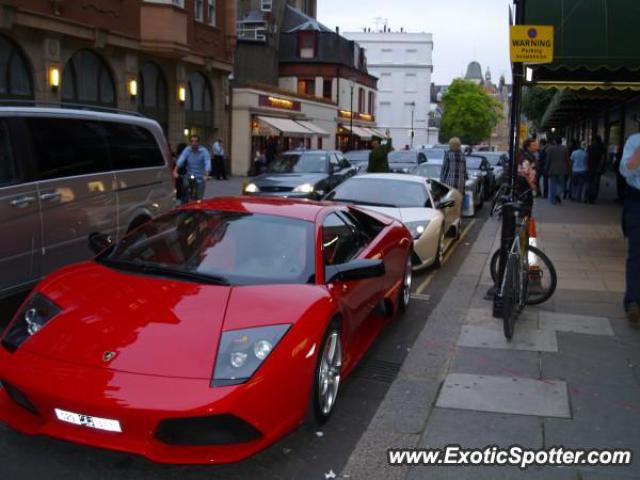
0, 0, 236, 150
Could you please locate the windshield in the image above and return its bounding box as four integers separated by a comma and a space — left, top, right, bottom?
423, 149, 446, 162
344, 151, 370, 162
388, 151, 418, 164
99, 211, 315, 285
466, 157, 484, 170
481, 152, 505, 166
327, 178, 431, 208
417, 164, 442, 179
268, 153, 328, 173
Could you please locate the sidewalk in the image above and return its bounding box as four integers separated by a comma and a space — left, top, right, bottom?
342, 180, 637, 479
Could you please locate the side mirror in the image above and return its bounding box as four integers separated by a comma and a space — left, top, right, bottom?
88, 232, 113, 255
438, 199, 455, 209
325, 258, 385, 283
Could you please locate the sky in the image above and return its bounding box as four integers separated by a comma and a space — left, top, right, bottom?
317, 0, 513, 85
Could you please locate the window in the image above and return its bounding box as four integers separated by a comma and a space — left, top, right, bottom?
406, 49, 417, 63
0, 35, 33, 99
186, 72, 214, 139
297, 78, 315, 96
329, 154, 340, 171
261, 0, 272, 11
27, 118, 111, 180
0, 120, 17, 186
358, 88, 365, 113
103, 123, 165, 170
298, 31, 317, 59
338, 156, 352, 169
207, 0, 216, 25
404, 73, 417, 92
138, 62, 168, 132
379, 73, 392, 92
194, 0, 203, 21
368, 91, 375, 115
322, 213, 361, 266
322, 79, 332, 99
379, 102, 391, 123
381, 49, 392, 63
62, 50, 115, 106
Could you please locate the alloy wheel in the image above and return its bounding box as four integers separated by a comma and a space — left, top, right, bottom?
318, 331, 342, 416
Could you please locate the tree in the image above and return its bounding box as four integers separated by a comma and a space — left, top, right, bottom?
521, 87, 556, 128
438, 79, 501, 145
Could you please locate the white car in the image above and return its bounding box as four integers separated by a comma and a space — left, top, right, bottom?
324, 174, 463, 269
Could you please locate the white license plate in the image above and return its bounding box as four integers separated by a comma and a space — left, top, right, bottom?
54, 408, 122, 433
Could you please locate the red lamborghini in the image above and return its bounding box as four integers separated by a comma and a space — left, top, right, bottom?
0, 197, 412, 464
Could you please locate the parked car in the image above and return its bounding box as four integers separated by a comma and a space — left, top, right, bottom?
477, 151, 508, 187
0, 107, 174, 300
243, 150, 357, 199
344, 150, 371, 172
0, 196, 412, 464
387, 150, 428, 173
466, 154, 496, 200
325, 174, 462, 269
421, 148, 447, 163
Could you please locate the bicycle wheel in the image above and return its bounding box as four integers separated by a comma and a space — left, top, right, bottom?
502, 253, 518, 339
490, 245, 557, 305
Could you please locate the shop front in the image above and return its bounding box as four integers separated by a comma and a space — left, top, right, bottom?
336, 110, 386, 151
231, 87, 336, 175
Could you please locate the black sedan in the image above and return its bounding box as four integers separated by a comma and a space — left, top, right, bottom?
243, 150, 357, 200
466, 154, 496, 200
388, 150, 428, 174
344, 150, 371, 173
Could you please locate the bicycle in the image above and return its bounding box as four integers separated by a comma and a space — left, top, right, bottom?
183, 174, 200, 204
491, 186, 557, 339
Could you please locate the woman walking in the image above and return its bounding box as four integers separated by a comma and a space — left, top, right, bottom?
440, 137, 467, 194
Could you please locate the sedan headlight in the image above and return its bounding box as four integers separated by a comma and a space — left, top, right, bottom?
244, 183, 260, 193
212, 325, 290, 387
2, 293, 61, 352
293, 183, 315, 194
406, 220, 430, 239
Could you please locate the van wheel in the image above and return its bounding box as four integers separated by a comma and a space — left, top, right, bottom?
127, 216, 151, 234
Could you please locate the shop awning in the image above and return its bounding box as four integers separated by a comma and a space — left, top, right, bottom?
295, 120, 330, 136
368, 128, 388, 139
257, 116, 313, 136
341, 125, 372, 140
525, 0, 640, 89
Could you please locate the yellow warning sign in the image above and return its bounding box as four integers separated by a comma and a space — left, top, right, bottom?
510, 25, 554, 64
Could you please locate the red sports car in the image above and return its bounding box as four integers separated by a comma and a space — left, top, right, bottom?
0, 197, 412, 464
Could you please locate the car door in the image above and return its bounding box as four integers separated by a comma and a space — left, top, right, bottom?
322, 212, 382, 366
0, 118, 42, 297
27, 117, 118, 276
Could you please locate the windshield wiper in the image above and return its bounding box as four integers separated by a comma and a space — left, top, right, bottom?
333, 198, 398, 208
98, 259, 230, 286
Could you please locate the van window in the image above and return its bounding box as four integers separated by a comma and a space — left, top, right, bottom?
0, 120, 17, 187
28, 118, 111, 180
105, 123, 165, 170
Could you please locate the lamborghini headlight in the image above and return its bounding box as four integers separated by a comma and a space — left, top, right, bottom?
293, 183, 315, 193
244, 183, 260, 193
212, 325, 290, 387
2, 293, 61, 352
406, 220, 430, 239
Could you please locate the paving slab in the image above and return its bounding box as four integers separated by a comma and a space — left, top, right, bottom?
436, 373, 571, 418
538, 311, 614, 336
450, 346, 540, 379
457, 324, 558, 352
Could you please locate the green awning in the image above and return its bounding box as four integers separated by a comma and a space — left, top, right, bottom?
525, 0, 640, 86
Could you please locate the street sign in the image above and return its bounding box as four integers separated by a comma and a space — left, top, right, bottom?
510, 25, 554, 64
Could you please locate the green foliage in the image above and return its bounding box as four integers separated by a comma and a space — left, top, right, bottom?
521, 87, 556, 128
438, 79, 502, 145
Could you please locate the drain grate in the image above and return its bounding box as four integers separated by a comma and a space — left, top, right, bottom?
355, 359, 402, 384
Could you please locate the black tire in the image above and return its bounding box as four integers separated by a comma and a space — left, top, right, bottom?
309, 320, 342, 425
398, 254, 413, 312
502, 254, 518, 339
490, 245, 557, 305
432, 227, 445, 268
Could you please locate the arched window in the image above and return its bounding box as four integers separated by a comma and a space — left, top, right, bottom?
138, 62, 168, 132
0, 35, 33, 100
62, 50, 115, 106
186, 72, 213, 140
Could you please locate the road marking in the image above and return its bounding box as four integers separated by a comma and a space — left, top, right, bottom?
415, 219, 476, 294
410, 293, 432, 302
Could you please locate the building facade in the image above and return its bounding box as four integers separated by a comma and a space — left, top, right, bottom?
0, 0, 235, 150
343, 30, 437, 149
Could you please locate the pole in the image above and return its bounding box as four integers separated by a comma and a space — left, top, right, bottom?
410, 102, 415, 149
350, 83, 354, 151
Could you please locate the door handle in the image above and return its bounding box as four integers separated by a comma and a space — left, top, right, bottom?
10, 196, 36, 208
40, 192, 61, 202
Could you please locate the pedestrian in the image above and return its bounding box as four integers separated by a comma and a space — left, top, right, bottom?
440, 137, 467, 194
367, 130, 393, 173
536, 138, 548, 198
517, 139, 537, 206
403, 144, 410, 150
252, 148, 266, 176
619, 133, 640, 322
173, 135, 211, 203
586, 135, 606, 203
212, 138, 227, 180
545, 137, 571, 205
570, 141, 588, 202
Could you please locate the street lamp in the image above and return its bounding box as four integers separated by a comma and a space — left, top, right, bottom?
409, 101, 416, 149
349, 78, 356, 151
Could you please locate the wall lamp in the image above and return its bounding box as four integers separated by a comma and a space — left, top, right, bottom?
128, 79, 138, 98
178, 85, 186, 104
48, 65, 60, 90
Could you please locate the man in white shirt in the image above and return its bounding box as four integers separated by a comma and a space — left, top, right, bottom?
212, 138, 227, 180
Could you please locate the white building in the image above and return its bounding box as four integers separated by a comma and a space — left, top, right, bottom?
343, 31, 438, 148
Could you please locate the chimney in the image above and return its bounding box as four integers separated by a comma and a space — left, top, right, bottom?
336, 26, 340, 34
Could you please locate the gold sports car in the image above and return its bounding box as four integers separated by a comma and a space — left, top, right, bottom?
324, 174, 463, 269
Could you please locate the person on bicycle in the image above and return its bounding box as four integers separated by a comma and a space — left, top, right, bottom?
173, 135, 211, 203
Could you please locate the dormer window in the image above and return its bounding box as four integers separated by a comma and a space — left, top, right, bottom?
298, 31, 317, 59
194, 0, 203, 21
261, 0, 272, 12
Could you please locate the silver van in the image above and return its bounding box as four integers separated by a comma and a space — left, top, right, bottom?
0, 107, 174, 299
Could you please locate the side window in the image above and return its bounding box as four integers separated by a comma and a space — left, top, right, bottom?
428, 179, 448, 204
418, 153, 427, 164
0, 120, 17, 187
28, 118, 110, 180
329, 154, 340, 171
105, 123, 165, 170
322, 213, 361, 266
338, 155, 351, 169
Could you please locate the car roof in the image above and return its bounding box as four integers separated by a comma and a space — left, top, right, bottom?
349, 173, 427, 184
180, 196, 335, 222
0, 107, 162, 130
